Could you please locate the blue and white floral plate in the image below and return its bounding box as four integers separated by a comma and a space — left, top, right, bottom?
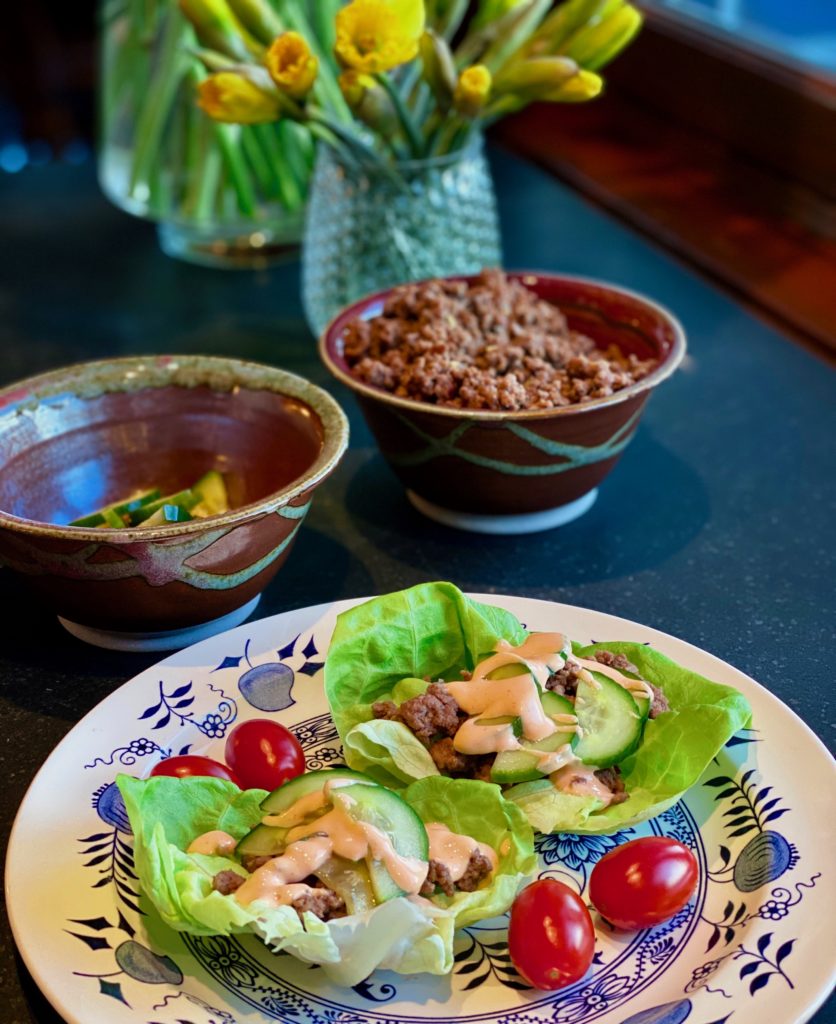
6, 596, 835, 1024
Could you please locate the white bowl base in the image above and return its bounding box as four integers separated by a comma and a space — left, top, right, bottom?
406, 489, 598, 535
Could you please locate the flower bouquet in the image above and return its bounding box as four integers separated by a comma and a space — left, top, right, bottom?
168, 0, 642, 319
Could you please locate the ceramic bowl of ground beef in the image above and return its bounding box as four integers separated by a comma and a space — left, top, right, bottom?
320, 270, 685, 534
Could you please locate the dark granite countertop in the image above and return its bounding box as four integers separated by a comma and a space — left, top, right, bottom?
0, 148, 833, 1023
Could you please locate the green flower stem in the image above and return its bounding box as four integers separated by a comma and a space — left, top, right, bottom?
377, 72, 424, 157
241, 125, 278, 198
212, 123, 257, 216
128, 7, 189, 197
252, 122, 305, 210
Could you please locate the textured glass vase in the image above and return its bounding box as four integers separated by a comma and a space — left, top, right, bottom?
302, 138, 502, 335
98, 0, 309, 268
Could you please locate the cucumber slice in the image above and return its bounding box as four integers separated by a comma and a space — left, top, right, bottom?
191, 470, 229, 518
540, 691, 575, 717
490, 697, 579, 784
70, 489, 160, 528
573, 673, 643, 769
141, 503, 193, 526
237, 769, 376, 859
391, 677, 430, 703
337, 782, 428, 903
260, 768, 371, 815
487, 662, 533, 681
633, 695, 651, 720
476, 715, 523, 737
129, 488, 199, 525
236, 821, 286, 859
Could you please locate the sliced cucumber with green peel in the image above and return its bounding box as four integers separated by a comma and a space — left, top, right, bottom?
573, 672, 643, 769
337, 782, 428, 903
476, 715, 523, 737
490, 693, 580, 785
237, 769, 372, 859
259, 767, 372, 815
70, 489, 160, 528
191, 470, 229, 518
130, 488, 199, 525
540, 690, 575, 717
633, 694, 651, 720
487, 662, 533, 681
142, 503, 194, 526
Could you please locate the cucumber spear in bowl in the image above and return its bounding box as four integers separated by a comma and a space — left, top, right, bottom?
116, 770, 535, 987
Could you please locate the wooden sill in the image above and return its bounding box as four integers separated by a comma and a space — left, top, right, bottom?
494, 95, 836, 355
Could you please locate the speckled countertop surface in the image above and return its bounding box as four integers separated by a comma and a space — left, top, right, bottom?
0, 149, 833, 1023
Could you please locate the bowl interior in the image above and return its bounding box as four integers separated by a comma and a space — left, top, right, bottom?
0, 384, 324, 526
323, 272, 683, 398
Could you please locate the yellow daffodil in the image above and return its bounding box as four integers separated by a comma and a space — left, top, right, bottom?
544, 68, 603, 102
335, 0, 426, 74
197, 72, 282, 123
266, 31, 319, 100
453, 64, 492, 117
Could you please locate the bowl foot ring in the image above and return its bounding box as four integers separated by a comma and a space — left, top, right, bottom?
406, 489, 598, 535
58, 594, 262, 652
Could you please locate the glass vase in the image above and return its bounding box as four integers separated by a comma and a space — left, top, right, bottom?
98, 0, 311, 267
301, 137, 502, 335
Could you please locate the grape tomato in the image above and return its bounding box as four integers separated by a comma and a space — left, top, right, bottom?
508, 879, 595, 990
224, 718, 305, 791
150, 755, 240, 786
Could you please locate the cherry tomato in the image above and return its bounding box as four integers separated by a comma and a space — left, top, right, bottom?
224, 719, 305, 792
150, 755, 240, 787
508, 879, 595, 990
589, 837, 698, 930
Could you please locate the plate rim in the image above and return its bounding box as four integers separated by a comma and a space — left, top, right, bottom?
6, 593, 836, 1024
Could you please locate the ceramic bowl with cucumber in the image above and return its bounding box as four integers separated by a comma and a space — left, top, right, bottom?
0, 356, 348, 650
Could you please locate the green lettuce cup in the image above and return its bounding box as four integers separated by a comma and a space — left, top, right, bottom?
116, 771, 534, 987
324, 582, 752, 835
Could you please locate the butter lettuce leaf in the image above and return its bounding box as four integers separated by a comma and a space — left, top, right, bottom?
404, 776, 537, 928
325, 581, 526, 738
324, 585, 752, 835
116, 770, 532, 985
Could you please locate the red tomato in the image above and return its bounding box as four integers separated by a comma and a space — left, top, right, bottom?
224, 719, 305, 791
508, 879, 595, 990
150, 755, 240, 787
589, 837, 698, 930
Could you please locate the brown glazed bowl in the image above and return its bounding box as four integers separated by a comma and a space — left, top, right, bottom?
0, 356, 348, 650
320, 272, 685, 534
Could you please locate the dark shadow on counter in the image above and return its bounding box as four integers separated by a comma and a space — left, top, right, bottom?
342, 427, 710, 589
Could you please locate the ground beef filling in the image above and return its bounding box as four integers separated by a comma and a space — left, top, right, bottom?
211, 868, 346, 920
343, 269, 657, 412
594, 765, 629, 806
420, 849, 493, 897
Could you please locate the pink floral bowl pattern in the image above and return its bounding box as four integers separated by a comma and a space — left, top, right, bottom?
0, 356, 348, 643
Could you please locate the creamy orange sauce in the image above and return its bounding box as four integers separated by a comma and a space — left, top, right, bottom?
534, 744, 578, 775
236, 793, 428, 908
574, 657, 653, 701
426, 823, 498, 881
453, 718, 522, 755
262, 778, 368, 828
550, 763, 614, 806
187, 830, 238, 857
471, 633, 567, 687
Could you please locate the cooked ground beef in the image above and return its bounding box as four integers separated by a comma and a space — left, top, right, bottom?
421, 850, 493, 896
546, 659, 583, 698
594, 650, 639, 674
212, 870, 246, 895
457, 849, 493, 892
595, 765, 629, 805
373, 682, 463, 745
240, 853, 274, 873
344, 269, 657, 412
648, 682, 670, 718
421, 859, 455, 897
292, 887, 346, 921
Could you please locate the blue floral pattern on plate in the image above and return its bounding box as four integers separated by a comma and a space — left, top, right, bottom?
6, 597, 833, 1024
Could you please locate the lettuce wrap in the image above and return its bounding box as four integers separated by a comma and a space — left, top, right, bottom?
116, 772, 535, 987
324, 583, 752, 834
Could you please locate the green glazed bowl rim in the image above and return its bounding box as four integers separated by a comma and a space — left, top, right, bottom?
319, 271, 688, 422
0, 355, 349, 541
